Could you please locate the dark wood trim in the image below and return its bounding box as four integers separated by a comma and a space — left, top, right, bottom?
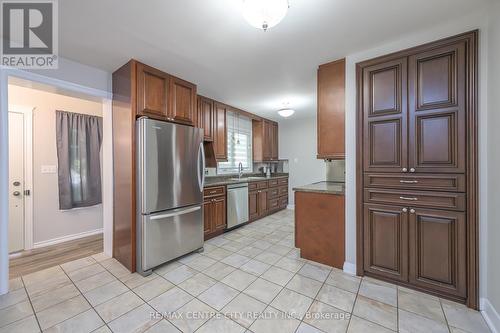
355, 30, 479, 309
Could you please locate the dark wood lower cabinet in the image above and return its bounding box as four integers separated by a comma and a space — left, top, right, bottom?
409, 208, 466, 298
363, 204, 408, 282
249, 177, 289, 222
248, 191, 259, 221
258, 189, 268, 217
203, 186, 226, 240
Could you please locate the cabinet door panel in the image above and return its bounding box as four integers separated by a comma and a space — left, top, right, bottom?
408, 42, 466, 173
137, 63, 169, 118
214, 103, 227, 160
169, 76, 196, 125
213, 197, 226, 231
363, 204, 408, 282
409, 208, 466, 297
363, 58, 408, 172
203, 200, 213, 237
249, 191, 258, 221
258, 190, 268, 217
197, 96, 214, 141
272, 122, 279, 160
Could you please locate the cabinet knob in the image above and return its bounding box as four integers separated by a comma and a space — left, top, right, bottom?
410, 168, 416, 173
402, 208, 408, 213
410, 209, 416, 214
402, 168, 408, 172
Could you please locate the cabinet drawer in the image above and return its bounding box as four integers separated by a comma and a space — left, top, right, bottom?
257, 181, 269, 189
279, 196, 288, 207
248, 182, 258, 191
268, 179, 279, 187
279, 186, 288, 196
364, 188, 465, 211
278, 178, 288, 186
269, 198, 279, 210
204, 186, 226, 198
364, 173, 465, 192
268, 188, 279, 199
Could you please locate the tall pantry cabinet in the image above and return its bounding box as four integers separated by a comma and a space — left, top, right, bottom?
356, 31, 478, 308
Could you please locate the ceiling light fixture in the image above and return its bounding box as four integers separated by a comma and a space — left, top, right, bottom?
278, 108, 295, 118
242, 0, 289, 31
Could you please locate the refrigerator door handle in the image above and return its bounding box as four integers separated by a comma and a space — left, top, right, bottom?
197, 141, 205, 191
150, 206, 201, 220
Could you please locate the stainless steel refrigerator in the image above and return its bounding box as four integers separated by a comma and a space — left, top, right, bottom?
136, 118, 205, 275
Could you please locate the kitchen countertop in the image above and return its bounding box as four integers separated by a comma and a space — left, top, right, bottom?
293, 181, 345, 195
204, 174, 289, 187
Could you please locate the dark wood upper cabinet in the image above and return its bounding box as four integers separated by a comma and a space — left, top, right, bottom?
362, 57, 408, 173
408, 42, 466, 174
169, 76, 197, 125
136, 62, 169, 119
409, 208, 466, 297
363, 203, 408, 282
197, 96, 215, 142
214, 102, 227, 161
253, 119, 279, 162
317, 58, 345, 160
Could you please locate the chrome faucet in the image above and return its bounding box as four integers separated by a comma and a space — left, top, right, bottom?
238, 162, 244, 179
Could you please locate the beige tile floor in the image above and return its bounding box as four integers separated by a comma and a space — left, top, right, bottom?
0, 209, 492, 333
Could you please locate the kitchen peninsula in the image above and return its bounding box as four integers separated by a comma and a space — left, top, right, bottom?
294, 182, 345, 269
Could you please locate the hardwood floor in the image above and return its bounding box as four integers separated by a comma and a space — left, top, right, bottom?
9, 234, 103, 279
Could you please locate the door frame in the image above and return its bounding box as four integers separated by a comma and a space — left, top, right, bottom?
355, 30, 479, 308
8, 105, 34, 252
0, 67, 113, 296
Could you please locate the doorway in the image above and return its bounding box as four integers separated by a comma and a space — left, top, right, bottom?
8, 106, 33, 254
7, 78, 107, 276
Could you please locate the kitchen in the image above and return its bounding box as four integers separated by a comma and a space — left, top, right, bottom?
0, 1, 499, 333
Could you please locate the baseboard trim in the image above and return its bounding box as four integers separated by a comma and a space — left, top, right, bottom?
481, 298, 500, 333
34, 228, 103, 248
343, 261, 356, 275
286, 204, 295, 210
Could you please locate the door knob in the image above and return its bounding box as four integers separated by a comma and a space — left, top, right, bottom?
402, 208, 408, 213
402, 168, 408, 172
13, 181, 20, 186
13, 191, 21, 196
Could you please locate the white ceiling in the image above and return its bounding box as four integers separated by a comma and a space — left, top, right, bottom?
59, 0, 492, 120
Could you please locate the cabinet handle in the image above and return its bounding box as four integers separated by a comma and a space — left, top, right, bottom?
399, 196, 418, 201
402, 168, 408, 172
410, 168, 416, 173
402, 208, 408, 213
399, 180, 419, 184
410, 209, 416, 214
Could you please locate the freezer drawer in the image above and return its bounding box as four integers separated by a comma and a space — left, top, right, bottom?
138, 205, 203, 274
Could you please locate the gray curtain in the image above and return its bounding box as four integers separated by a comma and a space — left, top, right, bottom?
56, 111, 103, 210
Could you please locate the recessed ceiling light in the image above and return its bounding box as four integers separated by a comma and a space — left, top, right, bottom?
242, 0, 289, 31
278, 108, 295, 118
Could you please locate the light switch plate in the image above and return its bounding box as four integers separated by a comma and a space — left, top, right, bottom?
41, 165, 57, 174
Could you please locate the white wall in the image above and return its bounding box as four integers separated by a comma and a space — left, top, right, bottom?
9, 85, 104, 244
346, 3, 492, 320
485, 2, 500, 330
278, 116, 326, 205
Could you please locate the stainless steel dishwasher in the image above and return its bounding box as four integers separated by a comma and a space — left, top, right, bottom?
227, 183, 249, 229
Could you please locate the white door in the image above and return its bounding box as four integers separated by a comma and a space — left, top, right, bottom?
8, 112, 25, 253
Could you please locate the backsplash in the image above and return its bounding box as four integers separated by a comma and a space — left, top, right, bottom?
325, 159, 345, 182
205, 160, 289, 177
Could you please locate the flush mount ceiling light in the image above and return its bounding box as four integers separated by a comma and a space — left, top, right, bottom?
242, 0, 289, 31
278, 108, 295, 118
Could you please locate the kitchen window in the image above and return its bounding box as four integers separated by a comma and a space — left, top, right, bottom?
218, 111, 253, 174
